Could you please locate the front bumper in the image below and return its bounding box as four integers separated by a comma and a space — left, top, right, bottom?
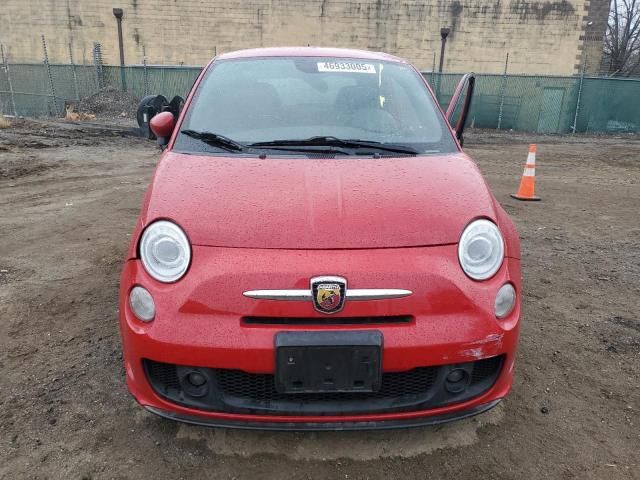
119, 244, 521, 430
144, 399, 502, 431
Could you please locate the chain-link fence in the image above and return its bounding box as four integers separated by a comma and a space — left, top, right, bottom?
102, 65, 202, 101
0, 61, 201, 118
2, 60, 639, 134
429, 72, 640, 134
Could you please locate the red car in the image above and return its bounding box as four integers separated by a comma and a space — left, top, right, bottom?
119, 47, 521, 430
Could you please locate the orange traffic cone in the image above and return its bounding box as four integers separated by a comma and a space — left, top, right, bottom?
511, 144, 541, 201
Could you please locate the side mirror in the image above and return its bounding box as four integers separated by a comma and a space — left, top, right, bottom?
150, 111, 176, 148
445, 73, 475, 146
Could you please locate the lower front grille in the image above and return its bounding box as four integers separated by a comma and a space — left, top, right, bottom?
471, 355, 502, 384
147, 361, 180, 391
217, 365, 438, 402
144, 355, 504, 416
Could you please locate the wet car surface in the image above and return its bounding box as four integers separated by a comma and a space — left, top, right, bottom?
119, 47, 521, 430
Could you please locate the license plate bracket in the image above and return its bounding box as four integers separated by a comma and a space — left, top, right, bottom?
275, 331, 382, 394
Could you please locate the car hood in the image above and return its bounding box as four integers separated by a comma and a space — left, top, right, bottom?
142, 152, 498, 249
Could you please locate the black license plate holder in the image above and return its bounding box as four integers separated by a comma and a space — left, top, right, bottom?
275, 331, 382, 394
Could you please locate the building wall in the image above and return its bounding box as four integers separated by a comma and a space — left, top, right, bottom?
0, 0, 609, 75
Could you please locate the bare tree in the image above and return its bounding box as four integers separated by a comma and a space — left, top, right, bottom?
605, 0, 640, 76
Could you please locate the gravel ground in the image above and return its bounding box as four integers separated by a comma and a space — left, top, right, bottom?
0, 119, 638, 479
77, 88, 140, 119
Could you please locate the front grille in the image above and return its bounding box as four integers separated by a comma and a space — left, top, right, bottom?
147, 360, 180, 392
471, 355, 502, 384
217, 366, 437, 402
242, 315, 413, 326
144, 355, 504, 416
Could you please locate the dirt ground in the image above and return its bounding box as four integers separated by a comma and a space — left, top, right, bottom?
0, 119, 638, 479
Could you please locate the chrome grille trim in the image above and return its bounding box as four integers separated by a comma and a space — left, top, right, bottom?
243, 288, 412, 301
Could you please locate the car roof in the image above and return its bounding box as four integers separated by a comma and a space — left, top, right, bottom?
216, 47, 407, 63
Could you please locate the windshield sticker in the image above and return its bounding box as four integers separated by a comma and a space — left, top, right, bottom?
317, 62, 376, 74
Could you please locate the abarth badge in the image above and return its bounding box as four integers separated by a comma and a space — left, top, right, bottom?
311, 276, 347, 314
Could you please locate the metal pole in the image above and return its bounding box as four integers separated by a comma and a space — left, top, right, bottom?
69, 42, 80, 101
572, 59, 586, 134
113, 8, 127, 91
1, 44, 18, 117
41, 35, 59, 116
438, 28, 450, 73
497, 52, 509, 130
436, 28, 450, 103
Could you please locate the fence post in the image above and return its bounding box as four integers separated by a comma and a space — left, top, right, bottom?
41, 35, 59, 116
143, 57, 149, 96
497, 52, 509, 130
1, 44, 18, 117
119, 64, 127, 92
92, 42, 104, 90
434, 67, 443, 103
161, 67, 166, 97
68, 42, 80, 101
572, 61, 586, 134
431, 52, 436, 85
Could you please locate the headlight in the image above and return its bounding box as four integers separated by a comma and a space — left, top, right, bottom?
458, 219, 504, 280
139, 220, 191, 282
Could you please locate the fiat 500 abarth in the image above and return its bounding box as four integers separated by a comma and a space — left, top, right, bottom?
119, 47, 521, 430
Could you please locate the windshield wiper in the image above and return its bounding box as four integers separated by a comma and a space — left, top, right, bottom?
249, 136, 419, 155
181, 129, 245, 152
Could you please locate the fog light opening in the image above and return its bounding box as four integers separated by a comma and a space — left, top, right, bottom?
445, 368, 469, 393
187, 372, 206, 387
129, 286, 155, 322
495, 283, 516, 319
181, 369, 209, 398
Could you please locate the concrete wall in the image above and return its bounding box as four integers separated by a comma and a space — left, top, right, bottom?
0, 0, 609, 75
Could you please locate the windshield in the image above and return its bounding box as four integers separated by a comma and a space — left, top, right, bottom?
174, 57, 457, 155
